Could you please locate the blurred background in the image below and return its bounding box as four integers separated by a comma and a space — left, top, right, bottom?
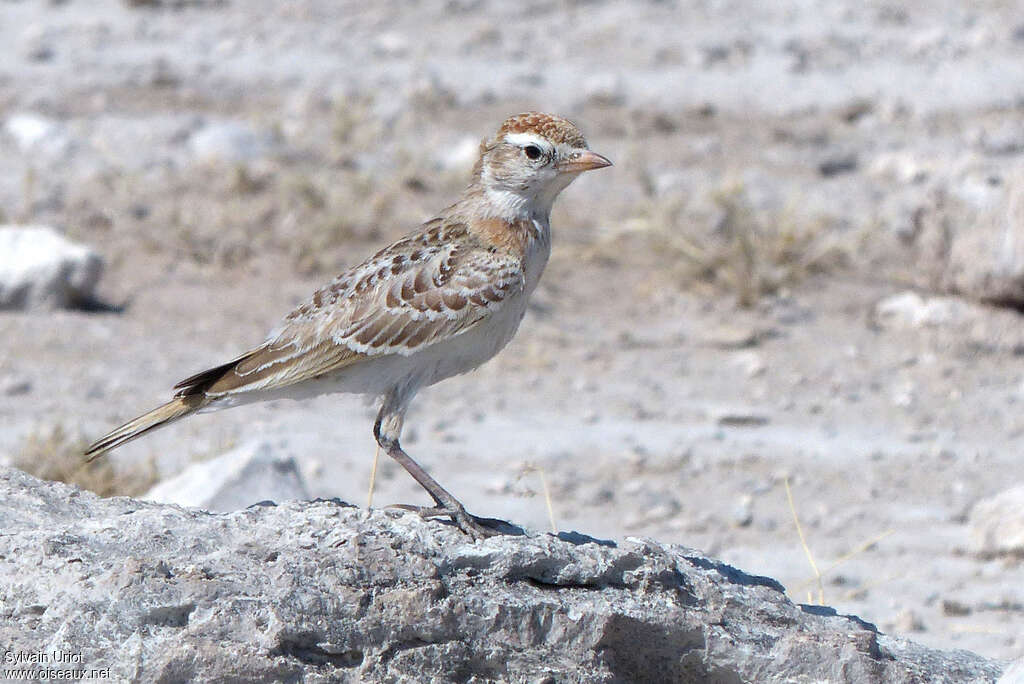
2, 0, 1023, 662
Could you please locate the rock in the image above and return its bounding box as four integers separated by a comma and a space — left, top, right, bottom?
969, 485, 1024, 559
717, 412, 770, 427
732, 494, 754, 527
945, 171, 1024, 307
942, 599, 972, 617
0, 226, 104, 310
0, 468, 1003, 682
5, 112, 56, 149
1, 375, 32, 396
731, 350, 767, 378
3, 113, 71, 159
819, 153, 858, 177
999, 657, 1024, 684
582, 73, 626, 106
699, 324, 773, 349
143, 441, 309, 512
906, 174, 1024, 308
439, 135, 480, 172
372, 31, 409, 58
869, 152, 929, 184
873, 291, 970, 329
889, 609, 926, 633
189, 120, 277, 162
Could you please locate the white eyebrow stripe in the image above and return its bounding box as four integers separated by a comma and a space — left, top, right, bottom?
503, 132, 553, 151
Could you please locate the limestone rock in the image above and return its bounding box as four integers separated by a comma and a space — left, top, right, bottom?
0, 468, 1003, 683
909, 172, 1024, 308
0, 226, 103, 310
998, 657, 1024, 684
142, 440, 310, 512
969, 484, 1024, 559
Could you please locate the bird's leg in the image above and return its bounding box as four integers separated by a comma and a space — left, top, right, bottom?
373, 398, 502, 540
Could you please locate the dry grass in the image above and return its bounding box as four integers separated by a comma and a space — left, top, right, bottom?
11, 425, 158, 498
585, 170, 850, 306
60, 97, 467, 276
652, 183, 848, 307
784, 477, 895, 606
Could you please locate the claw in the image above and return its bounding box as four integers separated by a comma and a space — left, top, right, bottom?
386, 502, 504, 539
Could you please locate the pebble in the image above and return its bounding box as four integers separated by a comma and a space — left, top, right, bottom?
4, 113, 68, 155
2, 376, 33, 396
189, 120, 277, 162
582, 73, 626, 106
373, 32, 409, 58
732, 495, 754, 527
731, 351, 767, 378
869, 152, 928, 184
818, 153, 858, 177
701, 325, 769, 350
941, 599, 972, 617
873, 291, 965, 329
890, 609, 926, 633
440, 136, 480, 172
718, 413, 770, 427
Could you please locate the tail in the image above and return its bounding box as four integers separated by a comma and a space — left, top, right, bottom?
84, 396, 207, 462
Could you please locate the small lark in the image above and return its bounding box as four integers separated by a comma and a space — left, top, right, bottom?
86, 112, 611, 539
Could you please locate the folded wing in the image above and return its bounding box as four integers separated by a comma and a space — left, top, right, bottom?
174, 220, 524, 399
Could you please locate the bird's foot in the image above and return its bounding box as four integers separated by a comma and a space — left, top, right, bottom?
387, 503, 511, 540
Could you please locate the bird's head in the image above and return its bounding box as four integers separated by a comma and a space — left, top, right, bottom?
471, 112, 611, 220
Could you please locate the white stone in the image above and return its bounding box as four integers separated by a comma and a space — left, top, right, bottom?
873, 291, 966, 329
868, 152, 928, 184
731, 351, 767, 378
143, 441, 310, 512
440, 135, 480, 172
4, 113, 60, 150
969, 484, 1024, 558
582, 73, 626, 106
189, 120, 276, 162
0, 226, 103, 310
998, 657, 1024, 684
373, 31, 409, 57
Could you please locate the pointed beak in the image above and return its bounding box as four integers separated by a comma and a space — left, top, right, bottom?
557, 149, 613, 173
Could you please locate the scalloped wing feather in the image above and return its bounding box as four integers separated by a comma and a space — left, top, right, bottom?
190, 219, 525, 398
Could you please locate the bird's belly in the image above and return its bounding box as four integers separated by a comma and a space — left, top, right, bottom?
414, 301, 526, 384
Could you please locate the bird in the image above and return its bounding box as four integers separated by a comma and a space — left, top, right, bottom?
85, 112, 611, 539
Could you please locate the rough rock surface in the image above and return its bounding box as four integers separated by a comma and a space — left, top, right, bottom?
1000, 657, 1024, 684
0, 468, 1003, 683
0, 226, 103, 310
948, 174, 1024, 307
142, 440, 310, 512
909, 176, 1024, 308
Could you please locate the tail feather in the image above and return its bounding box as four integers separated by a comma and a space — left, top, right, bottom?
84, 396, 206, 462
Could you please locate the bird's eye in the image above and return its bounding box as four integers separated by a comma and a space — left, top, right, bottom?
523, 145, 542, 160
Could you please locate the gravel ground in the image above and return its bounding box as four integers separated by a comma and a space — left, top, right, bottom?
2, 0, 1023, 664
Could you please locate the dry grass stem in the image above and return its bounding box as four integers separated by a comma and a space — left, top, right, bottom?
367, 443, 381, 509
791, 529, 895, 595
785, 477, 825, 605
